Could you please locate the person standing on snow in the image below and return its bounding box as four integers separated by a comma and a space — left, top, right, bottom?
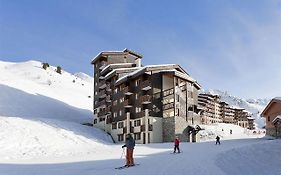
216, 136, 221, 145
122, 134, 135, 167
174, 136, 180, 153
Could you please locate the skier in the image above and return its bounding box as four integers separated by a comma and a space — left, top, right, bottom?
230, 129, 232, 135
174, 136, 180, 153
122, 134, 135, 167
216, 136, 220, 145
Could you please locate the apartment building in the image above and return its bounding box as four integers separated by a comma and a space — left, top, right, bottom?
91, 49, 201, 143
198, 93, 255, 129
198, 94, 222, 124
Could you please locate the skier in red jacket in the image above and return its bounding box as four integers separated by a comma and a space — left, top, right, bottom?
174, 136, 180, 153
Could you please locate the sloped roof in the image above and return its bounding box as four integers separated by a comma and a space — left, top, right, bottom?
261, 97, 281, 117
91, 49, 142, 64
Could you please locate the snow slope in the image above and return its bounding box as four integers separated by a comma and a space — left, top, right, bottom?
0, 60, 112, 161
203, 89, 269, 128
0, 60, 93, 122
0, 139, 280, 175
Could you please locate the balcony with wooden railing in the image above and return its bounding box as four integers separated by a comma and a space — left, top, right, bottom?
97, 99, 106, 107
98, 90, 106, 98
163, 88, 174, 97
163, 102, 174, 110
98, 80, 106, 89
123, 99, 132, 108
141, 80, 152, 91
123, 86, 133, 95
141, 95, 152, 104
106, 95, 111, 102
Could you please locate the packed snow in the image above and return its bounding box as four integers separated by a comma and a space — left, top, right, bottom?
0, 60, 280, 175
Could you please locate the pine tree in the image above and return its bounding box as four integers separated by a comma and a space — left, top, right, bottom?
56, 66, 62, 74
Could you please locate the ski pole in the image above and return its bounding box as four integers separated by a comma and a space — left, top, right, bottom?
120, 147, 125, 159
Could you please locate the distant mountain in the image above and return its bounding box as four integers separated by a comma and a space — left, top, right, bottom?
201, 89, 269, 128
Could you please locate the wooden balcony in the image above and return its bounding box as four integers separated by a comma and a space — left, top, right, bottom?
123, 99, 132, 108
106, 86, 112, 92
163, 88, 174, 97
106, 95, 111, 102
106, 106, 112, 113
163, 102, 174, 110
98, 90, 106, 98
99, 80, 106, 89
141, 80, 152, 91
123, 86, 133, 95
141, 95, 151, 104
97, 99, 106, 107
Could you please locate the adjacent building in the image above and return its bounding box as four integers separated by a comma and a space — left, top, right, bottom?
91, 49, 201, 143
198, 93, 255, 130
261, 97, 281, 138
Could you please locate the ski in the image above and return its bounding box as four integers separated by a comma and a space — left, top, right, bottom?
115, 164, 140, 170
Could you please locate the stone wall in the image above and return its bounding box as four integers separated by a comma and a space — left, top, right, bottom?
162, 117, 175, 142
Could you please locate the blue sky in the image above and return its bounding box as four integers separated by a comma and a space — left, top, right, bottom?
0, 0, 280, 99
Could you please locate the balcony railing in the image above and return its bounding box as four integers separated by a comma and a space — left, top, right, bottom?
106, 86, 112, 92
98, 90, 106, 98
141, 95, 151, 104
106, 95, 111, 102
163, 88, 174, 97
97, 99, 106, 107
163, 102, 174, 110
99, 80, 106, 89
123, 99, 132, 108
141, 80, 152, 90
123, 86, 133, 95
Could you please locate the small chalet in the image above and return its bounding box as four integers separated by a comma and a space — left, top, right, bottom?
261, 97, 281, 138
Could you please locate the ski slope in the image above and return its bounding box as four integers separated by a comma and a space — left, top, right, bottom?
0, 60, 280, 175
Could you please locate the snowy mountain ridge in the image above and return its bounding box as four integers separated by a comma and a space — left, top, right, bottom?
201, 89, 269, 128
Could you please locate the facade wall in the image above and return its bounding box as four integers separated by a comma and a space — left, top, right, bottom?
265, 103, 281, 129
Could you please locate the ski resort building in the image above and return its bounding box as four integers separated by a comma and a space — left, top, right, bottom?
198, 93, 255, 130
91, 49, 201, 143
261, 97, 281, 138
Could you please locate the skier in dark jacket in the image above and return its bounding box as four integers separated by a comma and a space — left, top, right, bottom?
174, 136, 180, 153
216, 136, 220, 145
122, 134, 135, 166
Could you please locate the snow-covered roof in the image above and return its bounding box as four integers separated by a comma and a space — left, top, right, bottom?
274, 97, 281, 101
272, 115, 281, 124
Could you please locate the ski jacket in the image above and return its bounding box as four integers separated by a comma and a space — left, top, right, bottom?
123, 137, 135, 149
174, 138, 180, 145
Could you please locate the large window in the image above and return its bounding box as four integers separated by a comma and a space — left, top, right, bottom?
134, 120, 141, 127
134, 133, 141, 140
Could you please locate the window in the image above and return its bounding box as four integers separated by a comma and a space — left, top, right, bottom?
135, 79, 140, 86
118, 134, 124, 141
135, 107, 141, 113
136, 93, 138, 100
118, 122, 124, 128
113, 112, 117, 118
119, 110, 122, 116
120, 97, 124, 103
268, 116, 270, 122
134, 133, 141, 140
114, 88, 118, 94
94, 109, 97, 114
134, 120, 141, 127
93, 119, 97, 124
112, 123, 117, 129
